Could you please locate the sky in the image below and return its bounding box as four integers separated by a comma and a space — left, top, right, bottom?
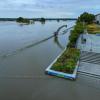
0, 0, 100, 18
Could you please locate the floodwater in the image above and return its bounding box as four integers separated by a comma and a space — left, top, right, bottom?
0, 21, 100, 100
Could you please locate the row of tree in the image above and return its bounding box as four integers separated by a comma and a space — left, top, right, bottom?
16, 17, 45, 24
16, 17, 30, 23
16, 12, 95, 24
67, 12, 95, 48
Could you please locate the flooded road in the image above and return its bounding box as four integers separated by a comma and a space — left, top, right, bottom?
0, 20, 100, 100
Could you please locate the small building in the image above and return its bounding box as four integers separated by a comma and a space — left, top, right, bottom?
95, 14, 100, 24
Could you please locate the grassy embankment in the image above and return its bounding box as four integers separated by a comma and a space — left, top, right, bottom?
87, 23, 100, 34
51, 11, 96, 74
51, 22, 84, 73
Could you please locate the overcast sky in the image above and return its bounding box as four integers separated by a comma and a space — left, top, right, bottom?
0, 0, 100, 18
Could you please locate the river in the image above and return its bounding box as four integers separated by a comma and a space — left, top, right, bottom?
0, 20, 100, 100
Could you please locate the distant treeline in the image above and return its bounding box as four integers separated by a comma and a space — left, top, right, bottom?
0, 18, 17, 21
0, 18, 77, 21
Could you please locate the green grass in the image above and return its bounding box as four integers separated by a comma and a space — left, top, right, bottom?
51, 22, 84, 74
51, 48, 80, 74
87, 24, 100, 34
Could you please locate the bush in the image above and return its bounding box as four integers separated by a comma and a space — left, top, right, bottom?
51, 48, 80, 73
64, 59, 76, 73
53, 62, 64, 71
77, 12, 95, 24
16, 17, 30, 24
67, 22, 84, 48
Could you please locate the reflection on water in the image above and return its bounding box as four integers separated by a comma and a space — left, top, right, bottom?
0, 35, 54, 59
40, 21, 45, 25
53, 36, 64, 50
0, 20, 75, 65
0, 20, 77, 100
0, 24, 68, 59
57, 19, 60, 22
0, 20, 75, 66
0, 21, 100, 100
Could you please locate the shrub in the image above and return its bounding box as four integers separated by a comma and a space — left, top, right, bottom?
67, 22, 84, 48
64, 59, 76, 73
52, 62, 64, 71
77, 12, 95, 24
51, 48, 80, 73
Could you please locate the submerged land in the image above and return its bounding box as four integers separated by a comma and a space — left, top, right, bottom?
0, 12, 100, 100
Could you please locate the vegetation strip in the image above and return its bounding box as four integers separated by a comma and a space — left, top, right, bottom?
45, 47, 80, 79
45, 12, 96, 80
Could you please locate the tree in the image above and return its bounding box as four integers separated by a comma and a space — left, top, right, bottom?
40, 17, 45, 22
77, 12, 95, 24
16, 17, 30, 24
16, 17, 24, 22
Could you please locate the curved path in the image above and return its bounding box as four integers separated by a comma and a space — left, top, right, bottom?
54, 25, 67, 36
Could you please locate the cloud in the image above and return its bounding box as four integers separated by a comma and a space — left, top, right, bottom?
0, 0, 100, 18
